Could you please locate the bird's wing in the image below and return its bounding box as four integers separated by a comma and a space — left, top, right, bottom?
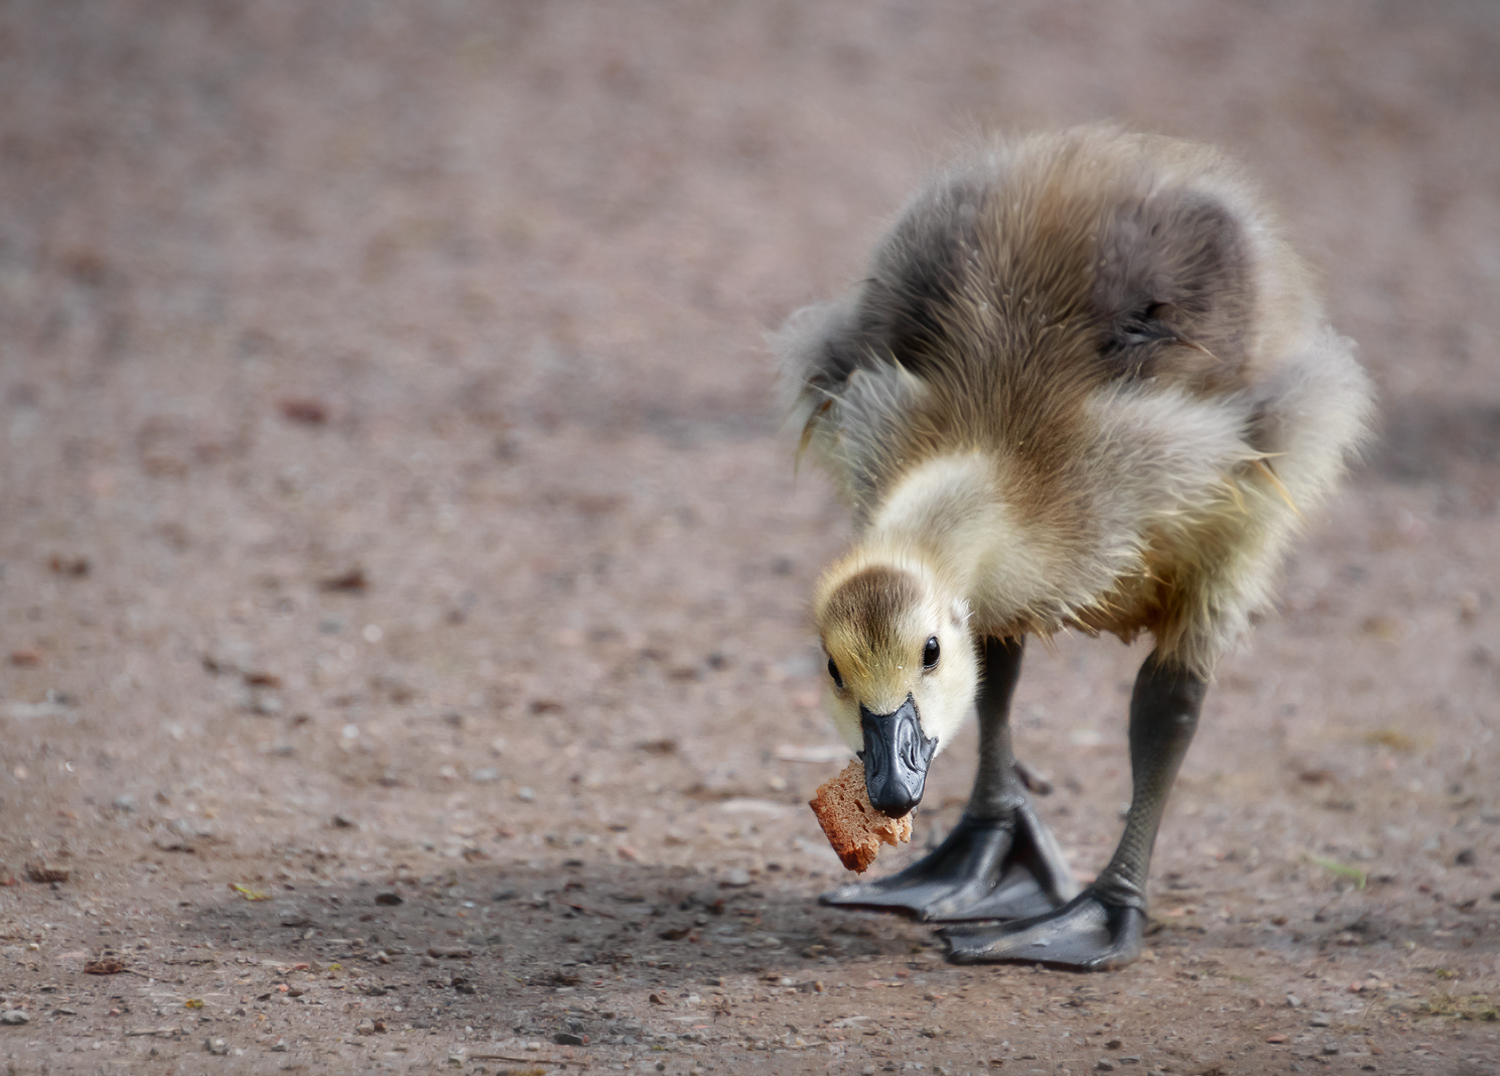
772, 297, 929, 511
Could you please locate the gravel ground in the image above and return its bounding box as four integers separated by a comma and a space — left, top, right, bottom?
2, 2, 1499, 1074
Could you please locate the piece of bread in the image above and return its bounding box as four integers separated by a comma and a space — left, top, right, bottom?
808, 759, 913, 873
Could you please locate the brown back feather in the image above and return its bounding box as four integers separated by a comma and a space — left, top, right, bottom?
787, 129, 1262, 532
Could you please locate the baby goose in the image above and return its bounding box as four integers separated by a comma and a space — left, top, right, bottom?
777, 127, 1372, 969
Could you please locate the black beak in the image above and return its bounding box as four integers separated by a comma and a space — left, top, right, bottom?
857, 694, 938, 817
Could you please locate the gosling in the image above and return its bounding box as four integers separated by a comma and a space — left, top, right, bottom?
776, 127, 1372, 969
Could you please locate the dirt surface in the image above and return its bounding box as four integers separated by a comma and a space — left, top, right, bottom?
3, 3, 1500, 1074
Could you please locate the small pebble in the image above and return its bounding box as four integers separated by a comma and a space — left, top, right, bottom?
1322, 1044, 1339, 1055
720, 868, 752, 887
554, 1032, 584, 1046
250, 692, 283, 715
1098, 1060, 1118, 1072
1286, 993, 1302, 1007
1310, 1012, 1332, 1027
0, 1010, 30, 1025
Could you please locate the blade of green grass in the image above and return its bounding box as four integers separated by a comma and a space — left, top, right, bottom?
1302, 853, 1367, 889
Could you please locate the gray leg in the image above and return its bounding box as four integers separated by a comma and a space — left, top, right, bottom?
820, 636, 1079, 922
943, 650, 1204, 969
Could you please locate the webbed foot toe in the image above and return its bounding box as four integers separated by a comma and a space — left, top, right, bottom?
939, 888, 1146, 970
820, 799, 1078, 922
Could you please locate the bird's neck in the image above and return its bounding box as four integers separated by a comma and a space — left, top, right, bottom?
860, 452, 1058, 627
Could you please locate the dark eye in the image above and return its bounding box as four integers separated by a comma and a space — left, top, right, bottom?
922, 636, 940, 670
827, 657, 844, 690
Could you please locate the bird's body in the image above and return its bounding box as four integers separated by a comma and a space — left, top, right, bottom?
778, 128, 1371, 969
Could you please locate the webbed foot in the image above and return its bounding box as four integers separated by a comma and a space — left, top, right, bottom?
819, 796, 1079, 922
939, 887, 1145, 970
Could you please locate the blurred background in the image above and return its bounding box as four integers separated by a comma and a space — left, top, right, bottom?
1, 0, 1498, 1061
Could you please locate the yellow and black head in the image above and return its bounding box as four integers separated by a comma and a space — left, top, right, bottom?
813, 554, 977, 816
